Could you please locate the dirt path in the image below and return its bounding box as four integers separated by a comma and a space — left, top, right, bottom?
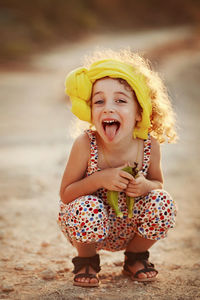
0, 27, 200, 299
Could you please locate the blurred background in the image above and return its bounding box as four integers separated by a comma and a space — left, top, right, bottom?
0, 1, 200, 299
0, 0, 200, 63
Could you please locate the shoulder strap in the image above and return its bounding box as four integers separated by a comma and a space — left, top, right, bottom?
142, 134, 151, 176
85, 129, 98, 175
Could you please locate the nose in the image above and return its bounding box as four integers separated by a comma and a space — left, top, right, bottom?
104, 108, 114, 113
103, 102, 115, 114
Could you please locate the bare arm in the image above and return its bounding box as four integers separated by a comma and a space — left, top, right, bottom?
60, 133, 133, 204
60, 133, 96, 204
145, 136, 163, 190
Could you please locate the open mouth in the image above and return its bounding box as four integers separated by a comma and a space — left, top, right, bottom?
102, 119, 120, 141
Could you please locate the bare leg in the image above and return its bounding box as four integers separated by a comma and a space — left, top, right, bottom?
73, 241, 98, 284
125, 233, 157, 280
74, 240, 97, 257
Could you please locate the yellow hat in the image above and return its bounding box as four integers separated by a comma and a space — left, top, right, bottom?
65, 59, 152, 139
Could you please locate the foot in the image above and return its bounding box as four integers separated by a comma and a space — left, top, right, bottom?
126, 259, 157, 280
74, 266, 98, 285
123, 251, 158, 281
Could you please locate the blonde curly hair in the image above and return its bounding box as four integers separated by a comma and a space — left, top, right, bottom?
83, 48, 177, 143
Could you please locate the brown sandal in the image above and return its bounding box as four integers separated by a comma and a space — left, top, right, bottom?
72, 254, 101, 287
123, 251, 158, 282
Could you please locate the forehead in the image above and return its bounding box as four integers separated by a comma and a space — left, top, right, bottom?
92, 77, 131, 93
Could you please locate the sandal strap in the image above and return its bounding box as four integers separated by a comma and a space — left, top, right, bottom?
72, 254, 101, 274
124, 251, 158, 279
124, 251, 149, 266
134, 264, 158, 279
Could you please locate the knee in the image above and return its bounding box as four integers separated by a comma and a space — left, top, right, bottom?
148, 189, 177, 219
74, 195, 105, 217
66, 195, 109, 243
58, 195, 105, 223
66, 195, 108, 224
137, 189, 177, 240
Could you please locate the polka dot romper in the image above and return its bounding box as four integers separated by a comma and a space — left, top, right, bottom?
58, 129, 177, 252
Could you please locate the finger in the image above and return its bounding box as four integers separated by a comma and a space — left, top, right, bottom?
120, 170, 134, 181
115, 182, 127, 190
112, 186, 125, 192
126, 187, 138, 194
126, 191, 139, 197
127, 181, 137, 188
129, 177, 136, 183
119, 178, 130, 185
125, 184, 138, 193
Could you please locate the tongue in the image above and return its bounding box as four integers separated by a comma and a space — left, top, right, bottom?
105, 124, 118, 141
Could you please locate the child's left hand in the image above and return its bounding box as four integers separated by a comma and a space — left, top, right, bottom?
125, 173, 150, 197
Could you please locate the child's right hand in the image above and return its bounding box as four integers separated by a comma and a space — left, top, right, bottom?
99, 165, 133, 191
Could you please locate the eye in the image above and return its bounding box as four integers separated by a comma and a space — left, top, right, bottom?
116, 99, 127, 103
93, 99, 104, 105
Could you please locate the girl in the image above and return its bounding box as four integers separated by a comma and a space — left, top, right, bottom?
58, 49, 177, 287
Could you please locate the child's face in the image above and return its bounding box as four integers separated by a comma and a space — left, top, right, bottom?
91, 77, 141, 143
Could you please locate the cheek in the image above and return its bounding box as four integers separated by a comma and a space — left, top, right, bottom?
91, 107, 100, 124
122, 106, 137, 119
121, 107, 138, 128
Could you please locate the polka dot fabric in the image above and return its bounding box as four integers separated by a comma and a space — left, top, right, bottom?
58, 195, 109, 243
58, 130, 177, 252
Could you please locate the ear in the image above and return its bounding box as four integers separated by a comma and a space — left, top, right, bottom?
136, 110, 142, 122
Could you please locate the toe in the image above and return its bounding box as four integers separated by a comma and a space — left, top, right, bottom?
90, 277, 98, 284
152, 271, 157, 277
147, 271, 157, 278
74, 265, 98, 285
147, 272, 152, 278
137, 272, 147, 279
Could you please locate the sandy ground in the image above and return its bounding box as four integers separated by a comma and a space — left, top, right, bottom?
0, 26, 200, 300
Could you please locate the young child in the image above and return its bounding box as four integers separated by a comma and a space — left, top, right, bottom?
58, 49, 177, 287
